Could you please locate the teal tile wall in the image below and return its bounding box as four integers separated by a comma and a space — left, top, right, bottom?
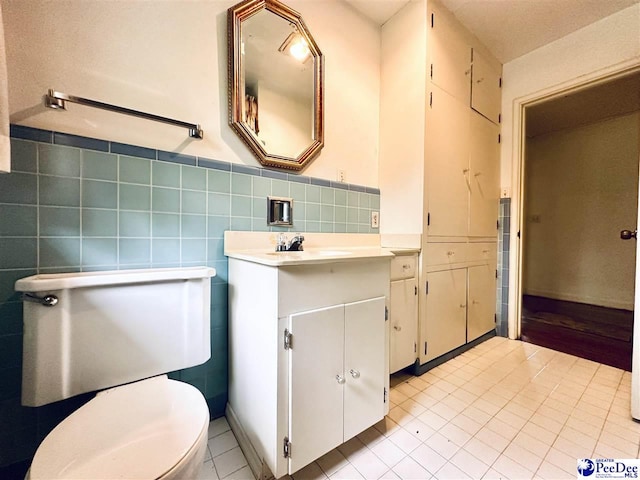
0, 126, 380, 468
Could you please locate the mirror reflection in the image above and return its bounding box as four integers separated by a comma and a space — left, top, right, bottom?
228, 0, 324, 171
242, 11, 314, 159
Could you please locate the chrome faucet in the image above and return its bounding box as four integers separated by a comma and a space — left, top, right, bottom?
275, 233, 305, 252
287, 234, 305, 251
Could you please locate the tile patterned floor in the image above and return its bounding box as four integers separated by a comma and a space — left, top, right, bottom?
198, 337, 640, 480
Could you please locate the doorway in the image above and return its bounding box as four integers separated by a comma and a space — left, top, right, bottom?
519, 72, 640, 371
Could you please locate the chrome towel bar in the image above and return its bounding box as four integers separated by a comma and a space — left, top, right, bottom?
44, 89, 203, 139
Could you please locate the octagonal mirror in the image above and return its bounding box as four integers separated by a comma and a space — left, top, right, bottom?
228, 0, 324, 171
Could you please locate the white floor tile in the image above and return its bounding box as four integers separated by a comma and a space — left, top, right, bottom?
208, 416, 231, 439
198, 460, 220, 480
317, 448, 349, 477
207, 339, 634, 480
410, 443, 447, 476
449, 449, 490, 479
392, 456, 431, 479
213, 446, 249, 479
291, 462, 328, 480
371, 438, 407, 468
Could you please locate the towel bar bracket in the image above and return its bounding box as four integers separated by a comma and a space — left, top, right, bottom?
45, 89, 203, 139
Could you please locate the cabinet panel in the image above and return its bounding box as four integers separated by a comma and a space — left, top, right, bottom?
471, 49, 501, 124
425, 269, 467, 361
430, 5, 471, 104
344, 297, 386, 441
467, 264, 497, 341
289, 305, 344, 473
469, 112, 500, 237
426, 86, 470, 237
390, 279, 417, 374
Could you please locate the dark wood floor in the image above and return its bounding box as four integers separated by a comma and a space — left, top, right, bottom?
521, 295, 633, 371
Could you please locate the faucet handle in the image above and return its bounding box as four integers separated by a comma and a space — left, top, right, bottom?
276, 233, 288, 252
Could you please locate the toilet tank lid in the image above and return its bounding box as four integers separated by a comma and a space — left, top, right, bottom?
15, 266, 216, 292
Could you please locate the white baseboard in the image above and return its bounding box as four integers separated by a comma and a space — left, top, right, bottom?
225, 403, 275, 480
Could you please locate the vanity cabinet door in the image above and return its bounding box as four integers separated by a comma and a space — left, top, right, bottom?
390, 279, 417, 374
344, 297, 386, 441
288, 305, 344, 474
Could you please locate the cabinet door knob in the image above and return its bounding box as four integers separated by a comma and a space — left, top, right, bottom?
393, 325, 402, 331
403, 264, 411, 269
459, 303, 466, 308
349, 369, 361, 379
447, 251, 455, 256
336, 374, 346, 385
472, 300, 480, 305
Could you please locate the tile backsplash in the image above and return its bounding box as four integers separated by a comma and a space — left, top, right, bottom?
0, 125, 380, 468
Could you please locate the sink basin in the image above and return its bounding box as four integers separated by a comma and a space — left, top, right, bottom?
265, 250, 351, 256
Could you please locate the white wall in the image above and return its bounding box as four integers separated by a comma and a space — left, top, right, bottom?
499, 3, 640, 337
1, 0, 380, 186
524, 113, 639, 310
501, 3, 640, 191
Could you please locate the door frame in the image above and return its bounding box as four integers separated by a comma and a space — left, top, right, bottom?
508, 61, 640, 342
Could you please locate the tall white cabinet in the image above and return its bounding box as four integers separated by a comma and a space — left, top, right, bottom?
380, 0, 502, 369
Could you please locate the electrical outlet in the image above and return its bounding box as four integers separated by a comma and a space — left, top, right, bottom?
337, 169, 346, 183
501, 187, 511, 198
371, 211, 379, 228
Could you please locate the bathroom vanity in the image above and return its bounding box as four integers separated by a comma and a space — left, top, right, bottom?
224, 232, 392, 478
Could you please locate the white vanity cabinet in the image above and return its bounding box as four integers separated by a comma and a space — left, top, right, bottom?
389, 252, 418, 373
226, 255, 390, 479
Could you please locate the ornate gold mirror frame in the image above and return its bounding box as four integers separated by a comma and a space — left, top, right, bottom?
228, 0, 324, 171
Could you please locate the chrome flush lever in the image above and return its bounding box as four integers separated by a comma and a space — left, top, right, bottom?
21, 293, 58, 307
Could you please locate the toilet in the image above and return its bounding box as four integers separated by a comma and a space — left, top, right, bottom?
15, 266, 216, 479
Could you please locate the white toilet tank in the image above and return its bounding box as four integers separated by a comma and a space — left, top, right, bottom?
15, 267, 216, 407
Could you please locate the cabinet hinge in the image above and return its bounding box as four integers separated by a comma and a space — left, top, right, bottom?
427, 212, 431, 226
283, 437, 291, 458
425, 281, 429, 295
284, 329, 292, 350
497, 219, 500, 230
429, 92, 433, 108
517, 230, 521, 239
498, 113, 502, 124
385, 306, 389, 321
414, 342, 417, 353
384, 387, 388, 403
414, 285, 418, 295
495, 269, 498, 279
495, 313, 497, 323
431, 12, 434, 28
498, 134, 501, 143
424, 342, 428, 355
430, 63, 433, 79
499, 77, 502, 88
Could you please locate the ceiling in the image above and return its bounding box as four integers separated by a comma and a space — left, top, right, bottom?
345, 0, 639, 63
526, 72, 640, 137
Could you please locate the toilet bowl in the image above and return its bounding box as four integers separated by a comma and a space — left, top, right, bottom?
27, 376, 210, 480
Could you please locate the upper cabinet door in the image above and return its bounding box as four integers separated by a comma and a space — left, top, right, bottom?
426, 85, 471, 237
429, 5, 472, 105
469, 112, 500, 237
471, 49, 502, 124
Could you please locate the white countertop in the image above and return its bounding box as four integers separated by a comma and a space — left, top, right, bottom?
224, 231, 395, 266
226, 246, 394, 267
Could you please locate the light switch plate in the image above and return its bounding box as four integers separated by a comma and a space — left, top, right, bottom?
371, 211, 379, 228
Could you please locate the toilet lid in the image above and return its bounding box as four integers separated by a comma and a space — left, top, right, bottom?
29, 376, 209, 479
